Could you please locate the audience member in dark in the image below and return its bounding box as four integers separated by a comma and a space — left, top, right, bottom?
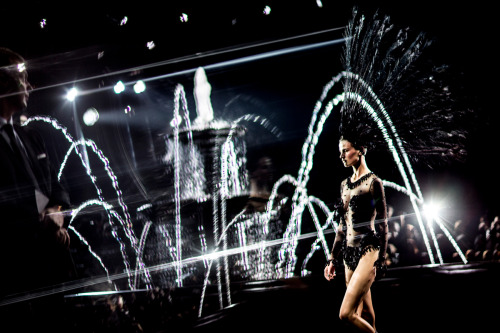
0, 47, 77, 332
473, 219, 489, 253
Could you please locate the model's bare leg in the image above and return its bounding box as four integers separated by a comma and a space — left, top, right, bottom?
343, 260, 375, 328
360, 289, 375, 329
353, 289, 375, 328
339, 250, 378, 332
345, 276, 376, 331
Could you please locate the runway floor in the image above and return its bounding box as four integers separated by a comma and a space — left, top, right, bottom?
192, 261, 499, 332
2, 261, 498, 332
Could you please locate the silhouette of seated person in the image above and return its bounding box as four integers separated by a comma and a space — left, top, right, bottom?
390, 213, 423, 266
453, 219, 472, 252
385, 205, 400, 266
487, 216, 500, 252
473, 219, 489, 253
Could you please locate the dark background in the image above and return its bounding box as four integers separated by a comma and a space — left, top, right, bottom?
0, 1, 496, 251
0, 4, 498, 331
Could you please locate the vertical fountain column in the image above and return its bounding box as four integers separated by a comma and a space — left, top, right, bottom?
192, 68, 248, 309
160, 67, 248, 303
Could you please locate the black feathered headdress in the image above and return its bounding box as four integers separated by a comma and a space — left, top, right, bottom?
338, 8, 470, 166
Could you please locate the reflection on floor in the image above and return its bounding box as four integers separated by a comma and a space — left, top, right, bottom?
1, 261, 498, 332
193, 262, 499, 332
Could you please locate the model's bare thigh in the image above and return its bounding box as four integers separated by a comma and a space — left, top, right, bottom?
345, 269, 370, 317
340, 250, 378, 328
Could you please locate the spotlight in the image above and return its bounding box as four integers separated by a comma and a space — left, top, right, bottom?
423, 201, 443, 222
133, 80, 146, 94
66, 87, 78, 101
180, 13, 188, 22
83, 107, 99, 126
263, 6, 271, 15
17, 63, 26, 72
114, 81, 125, 94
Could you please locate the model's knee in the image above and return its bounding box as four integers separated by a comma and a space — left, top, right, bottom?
339, 308, 355, 323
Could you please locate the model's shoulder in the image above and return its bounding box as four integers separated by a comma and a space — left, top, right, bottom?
368, 175, 385, 195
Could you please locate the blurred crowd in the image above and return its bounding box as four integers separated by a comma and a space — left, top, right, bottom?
384, 205, 500, 267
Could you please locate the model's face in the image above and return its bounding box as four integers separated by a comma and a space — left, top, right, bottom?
339, 140, 361, 167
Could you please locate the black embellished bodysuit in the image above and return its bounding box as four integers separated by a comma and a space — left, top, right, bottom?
330, 172, 388, 271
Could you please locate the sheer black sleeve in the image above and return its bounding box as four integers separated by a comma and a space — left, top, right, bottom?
370, 177, 388, 262
329, 181, 346, 262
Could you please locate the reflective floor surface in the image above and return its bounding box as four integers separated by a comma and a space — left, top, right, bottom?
2, 261, 497, 332
192, 261, 499, 332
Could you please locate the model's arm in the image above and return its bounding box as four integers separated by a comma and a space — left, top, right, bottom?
330, 219, 345, 261
324, 212, 345, 281
371, 178, 388, 265
331, 181, 347, 261
324, 183, 346, 281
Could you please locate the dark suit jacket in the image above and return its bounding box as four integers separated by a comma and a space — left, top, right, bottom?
0, 123, 73, 297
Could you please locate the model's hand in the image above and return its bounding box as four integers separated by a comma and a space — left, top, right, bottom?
375, 258, 387, 280
324, 262, 336, 281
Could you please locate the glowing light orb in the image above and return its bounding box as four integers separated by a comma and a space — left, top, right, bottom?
133, 80, 146, 94
180, 13, 188, 22
114, 81, 125, 94
20, 114, 28, 125
423, 201, 444, 222
263, 6, 271, 15
66, 87, 78, 101
170, 114, 182, 128
83, 108, 99, 126
17, 63, 26, 72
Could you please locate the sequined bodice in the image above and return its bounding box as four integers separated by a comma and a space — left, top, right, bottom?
341, 172, 378, 245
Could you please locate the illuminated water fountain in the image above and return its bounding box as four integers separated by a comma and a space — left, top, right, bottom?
21, 57, 467, 319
